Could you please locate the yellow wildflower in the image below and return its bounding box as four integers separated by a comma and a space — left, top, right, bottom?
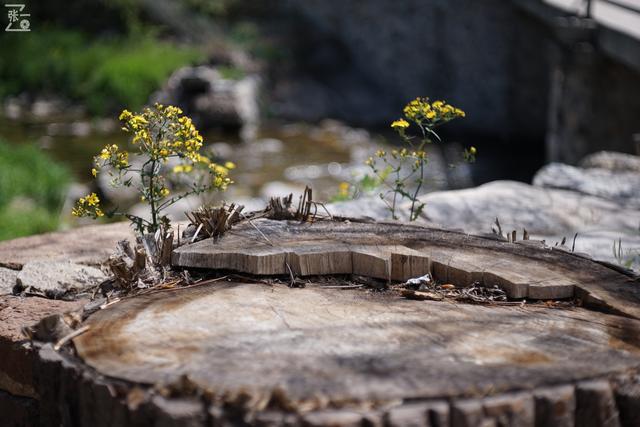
91, 168, 98, 177
86, 193, 100, 206
118, 110, 132, 121
173, 164, 191, 173
224, 161, 236, 170
390, 119, 409, 129
209, 164, 229, 176
338, 182, 350, 197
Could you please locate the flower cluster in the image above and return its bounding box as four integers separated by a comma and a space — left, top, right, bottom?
73, 104, 235, 234
390, 119, 409, 130
364, 97, 471, 221
97, 144, 129, 170
118, 104, 204, 163
71, 192, 104, 218
399, 97, 465, 128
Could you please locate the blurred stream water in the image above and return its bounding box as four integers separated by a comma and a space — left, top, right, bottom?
0, 114, 473, 215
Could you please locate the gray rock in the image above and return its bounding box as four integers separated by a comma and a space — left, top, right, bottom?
580, 151, 640, 173
31, 97, 65, 118
15, 261, 106, 298
152, 66, 259, 141
226, 197, 267, 213
0, 267, 18, 295
0, 222, 132, 268
328, 196, 400, 221
260, 181, 306, 199
533, 163, 640, 208
129, 195, 204, 224
420, 180, 640, 236
245, 138, 284, 154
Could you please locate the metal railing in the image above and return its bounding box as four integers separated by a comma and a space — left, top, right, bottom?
584, 0, 640, 17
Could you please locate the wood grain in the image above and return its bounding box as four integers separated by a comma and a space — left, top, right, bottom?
74, 281, 640, 407
172, 219, 640, 318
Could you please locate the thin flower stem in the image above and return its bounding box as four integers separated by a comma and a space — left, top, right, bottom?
410, 160, 424, 221
149, 158, 158, 232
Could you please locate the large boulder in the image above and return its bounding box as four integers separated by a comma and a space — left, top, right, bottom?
152, 65, 259, 141
533, 162, 640, 209
579, 150, 640, 173
420, 180, 639, 236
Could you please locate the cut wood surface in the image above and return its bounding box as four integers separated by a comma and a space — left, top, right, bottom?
74, 281, 640, 406
172, 218, 640, 318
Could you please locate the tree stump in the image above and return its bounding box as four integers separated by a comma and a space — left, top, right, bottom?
171, 218, 639, 317
64, 219, 640, 425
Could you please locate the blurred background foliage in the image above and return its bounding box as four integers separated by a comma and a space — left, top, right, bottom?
0, 28, 203, 115
0, 139, 70, 239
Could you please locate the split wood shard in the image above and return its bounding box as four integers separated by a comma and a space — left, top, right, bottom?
172, 219, 640, 318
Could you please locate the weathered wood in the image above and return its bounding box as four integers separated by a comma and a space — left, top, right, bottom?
482, 392, 534, 427
613, 376, 640, 426
533, 386, 575, 427
184, 203, 244, 242
74, 281, 640, 411
0, 295, 86, 399
450, 400, 485, 427
172, 219, 640, 318
575, 380, 621, 427
385, 401, 449, 427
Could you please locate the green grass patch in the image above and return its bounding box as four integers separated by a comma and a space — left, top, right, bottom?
0, 28, 203, 115
0, 206, 61, 241
0, 140, 71, 240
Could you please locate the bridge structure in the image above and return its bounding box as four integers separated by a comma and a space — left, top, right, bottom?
526, 0, 640, 68
513, 0, 640, 163
549, 0, 640, 38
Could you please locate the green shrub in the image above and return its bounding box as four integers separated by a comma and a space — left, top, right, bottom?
0, 206, 61, 241
0, 140, 71, 240
0, 28, 203, 115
